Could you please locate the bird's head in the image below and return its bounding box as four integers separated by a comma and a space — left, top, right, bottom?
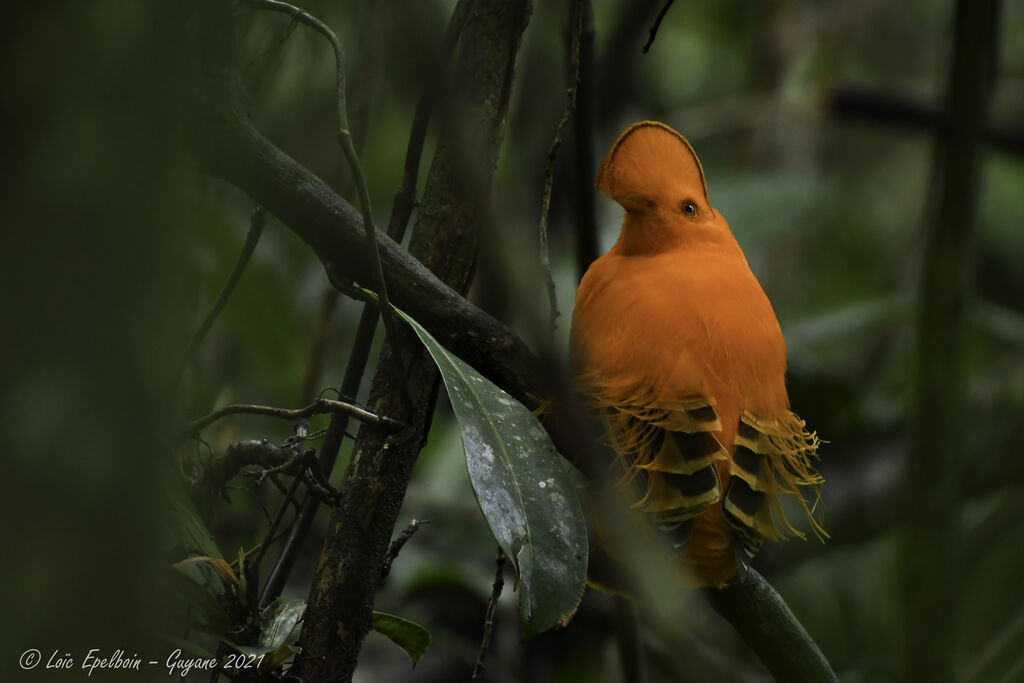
596, 121, 734, 255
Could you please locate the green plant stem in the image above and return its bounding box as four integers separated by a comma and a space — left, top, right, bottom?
336, 128, 409, 409
247, 0, 408, 405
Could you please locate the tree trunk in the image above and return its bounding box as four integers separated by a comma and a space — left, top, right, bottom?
294, 2, 533, 679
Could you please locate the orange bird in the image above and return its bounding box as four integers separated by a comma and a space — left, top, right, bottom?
570, 121, 824, 589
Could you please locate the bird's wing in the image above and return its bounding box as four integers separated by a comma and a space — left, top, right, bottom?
585, 379, 729, 553
723, 410, 826, 557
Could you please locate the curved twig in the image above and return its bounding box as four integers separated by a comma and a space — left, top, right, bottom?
246, 0, 408, 405
538, 0, 584, 336
177, 397, 404, 440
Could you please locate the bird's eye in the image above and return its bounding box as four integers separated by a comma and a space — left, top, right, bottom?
681, 201, 698, 217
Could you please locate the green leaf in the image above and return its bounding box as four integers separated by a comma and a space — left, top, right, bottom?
372, 611, 430, 666
259, 598, 305, 652
393, 306, 587, 635
226, 598, 306, 670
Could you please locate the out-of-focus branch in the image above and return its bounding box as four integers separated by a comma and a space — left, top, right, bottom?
571, 0, 599, 278
201, 46, 544, 407
903, 1, 998, 681
831, 85, 1023, 156
176, 205, 266, 380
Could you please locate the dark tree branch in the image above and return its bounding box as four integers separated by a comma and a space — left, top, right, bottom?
538, 0, 584, 336
471, 548, 507, 683
380, 518, 428, 580
641, 0, 674, 54
386, 0, 477, 240
190, 438, 292, 520
706, 566, 838, 682
201, 48, 544, 408
252, 454, 306, 573
595, 0, 662, 127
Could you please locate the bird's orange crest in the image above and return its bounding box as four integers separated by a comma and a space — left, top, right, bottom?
595, 121, 708, 212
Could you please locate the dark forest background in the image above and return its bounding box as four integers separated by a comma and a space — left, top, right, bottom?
2, 1, 1022, 681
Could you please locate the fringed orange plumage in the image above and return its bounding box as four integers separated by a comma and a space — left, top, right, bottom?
570, 121, 824, 589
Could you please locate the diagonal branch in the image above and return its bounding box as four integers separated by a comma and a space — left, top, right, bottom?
176, 205, 266, 379
641, 0, 675, 54
706, 566, 838, 682
201, 74, 544, 406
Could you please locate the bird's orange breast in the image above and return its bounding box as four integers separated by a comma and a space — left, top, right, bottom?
572, 245, 790, 433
